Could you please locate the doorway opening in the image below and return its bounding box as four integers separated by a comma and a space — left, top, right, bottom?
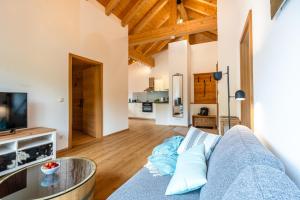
240, 10, 254, 129
69, 54, 103, 148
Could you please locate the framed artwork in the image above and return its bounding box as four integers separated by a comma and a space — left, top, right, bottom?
270, 0, 288, 19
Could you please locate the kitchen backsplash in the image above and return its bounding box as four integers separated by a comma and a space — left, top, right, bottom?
131, 91, 169, 102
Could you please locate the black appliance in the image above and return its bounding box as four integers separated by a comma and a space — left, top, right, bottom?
142, 102, 153, 113
0, 92, 28, 133
199, 107, 209, 116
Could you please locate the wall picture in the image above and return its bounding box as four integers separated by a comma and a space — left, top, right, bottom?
270, 0, 287, 19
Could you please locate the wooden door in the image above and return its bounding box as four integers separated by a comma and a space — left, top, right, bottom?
82, 66, 101, 137
72, 68, 83, 131
240, 10, 254, 129
194, 73, 217, 104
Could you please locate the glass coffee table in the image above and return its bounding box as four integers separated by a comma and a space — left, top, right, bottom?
0, 157, 96, 200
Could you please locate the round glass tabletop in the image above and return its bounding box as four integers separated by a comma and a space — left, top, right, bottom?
0, 157, 96, 200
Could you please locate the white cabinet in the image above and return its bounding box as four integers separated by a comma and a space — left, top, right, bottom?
0, 128, 56, 176
128, 103, 155, 119
155, 103, 170, 125
154, 76, 169, 91
155, 79, 164, 91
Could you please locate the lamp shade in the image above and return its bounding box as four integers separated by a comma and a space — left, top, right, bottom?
213, 72, 222, 81
235, 90, 246, 101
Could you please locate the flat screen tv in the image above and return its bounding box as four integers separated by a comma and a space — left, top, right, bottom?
0, 92, 27, 133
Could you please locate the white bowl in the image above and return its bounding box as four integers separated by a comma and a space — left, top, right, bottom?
41, 162, 60, 175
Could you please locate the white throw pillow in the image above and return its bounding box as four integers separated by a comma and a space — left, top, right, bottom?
165, 144, 207, 195
177, 127, 221, 160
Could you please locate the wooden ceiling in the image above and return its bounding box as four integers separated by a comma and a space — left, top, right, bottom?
97, 0, 218, 67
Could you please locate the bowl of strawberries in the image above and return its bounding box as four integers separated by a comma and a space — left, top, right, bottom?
41, 161, 60, 175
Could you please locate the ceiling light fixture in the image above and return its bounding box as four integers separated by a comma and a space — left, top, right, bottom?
177, 18, 183, 24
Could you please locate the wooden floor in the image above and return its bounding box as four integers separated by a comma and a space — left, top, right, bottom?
59, 119, 181, 200
72, 130, 97, 147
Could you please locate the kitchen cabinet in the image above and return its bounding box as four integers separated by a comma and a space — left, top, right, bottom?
154, 76, 169, 91
128, 103, 155, 119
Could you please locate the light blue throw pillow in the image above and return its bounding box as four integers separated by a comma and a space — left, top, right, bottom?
165, 144, 207, 195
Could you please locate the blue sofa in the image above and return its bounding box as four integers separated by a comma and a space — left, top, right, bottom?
108, 125, 300, 200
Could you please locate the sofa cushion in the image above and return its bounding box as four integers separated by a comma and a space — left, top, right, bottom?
107, 168, 200, 200
166, 144, 207, 195
177, 127, 221, 160
200, 125, 285, 200
222, 165, 300, 200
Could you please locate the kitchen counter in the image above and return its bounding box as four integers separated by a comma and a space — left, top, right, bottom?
129, 102, 169, 104
128, 102, 170, 125
154, 101, 169, 104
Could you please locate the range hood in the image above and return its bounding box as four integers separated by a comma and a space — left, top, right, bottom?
144, 77, 155, 92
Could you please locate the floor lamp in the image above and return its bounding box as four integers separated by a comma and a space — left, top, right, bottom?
213, 66, 246, 129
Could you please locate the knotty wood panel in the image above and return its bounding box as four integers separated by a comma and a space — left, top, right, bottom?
194, 73, 217, 104
82, 66, 101, 137
72, 66, 83, 131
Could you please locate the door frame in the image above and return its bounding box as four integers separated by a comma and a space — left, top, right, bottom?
68, 53, 103, 149
240, 10, 254, 129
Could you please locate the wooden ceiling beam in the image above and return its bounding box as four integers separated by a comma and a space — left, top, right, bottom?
189, 31, 217, 45
187, 9, 206, 20
178, 3, 189, 21
209, 30, 218, 35
135, 12, 170, 54
128, 0, 160, 31
131, 0, 168, 34
121, 0, 145, 27
143, 42, 159, 56
169, 0, 178, 25
129, 16, 217, 46
178, 3, 190, 41
150, 40, 171, 55
201, 31, 218, 40
189, 33, 211, 45
198, 0, 217, 7
105, 0, 121, 16
129, 48, 155, 67
184, 0, 217, 16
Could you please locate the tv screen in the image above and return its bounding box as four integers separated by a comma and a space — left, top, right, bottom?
0, 93, 27, 132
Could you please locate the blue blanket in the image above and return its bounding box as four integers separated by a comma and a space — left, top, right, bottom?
148, 136, 184, 176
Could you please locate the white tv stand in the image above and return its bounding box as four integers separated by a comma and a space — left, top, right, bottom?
0, 127, 56, 176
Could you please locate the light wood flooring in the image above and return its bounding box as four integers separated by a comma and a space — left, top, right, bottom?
59, 119, 182, 200
72, 130, 97, 147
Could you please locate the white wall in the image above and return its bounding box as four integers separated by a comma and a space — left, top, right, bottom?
218, 0, 300, 187
168, 41, 191, 127
0, 0, 128, 150
128, 50, 169, 98
190, 42, 218, 121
